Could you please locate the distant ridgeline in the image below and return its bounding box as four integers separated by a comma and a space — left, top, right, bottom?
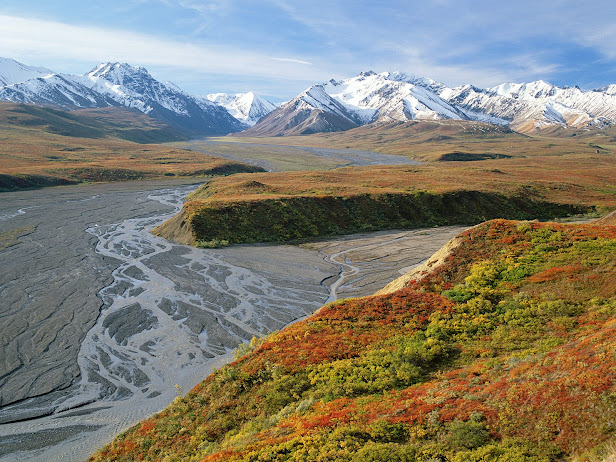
3, 57, 616, 137
93, 218, 616, 461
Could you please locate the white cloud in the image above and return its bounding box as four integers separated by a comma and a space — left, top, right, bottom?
0, 14, 327, 83
270, 57, 312, 65
1, 0, 614, 97
266, 0, 616, 88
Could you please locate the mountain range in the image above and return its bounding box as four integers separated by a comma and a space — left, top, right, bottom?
0, 58, 268, 136
244, 71, 616, 136
1, 57, 616, 137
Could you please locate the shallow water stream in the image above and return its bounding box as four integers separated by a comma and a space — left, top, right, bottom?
0, 180, 465, 461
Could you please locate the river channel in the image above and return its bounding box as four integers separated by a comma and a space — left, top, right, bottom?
0, 179, 464, 461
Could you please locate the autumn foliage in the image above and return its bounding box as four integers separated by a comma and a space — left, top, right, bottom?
90, 219, 616, 462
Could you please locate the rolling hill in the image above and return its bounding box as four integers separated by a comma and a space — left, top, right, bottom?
0, 101, 263, 191
90, 218, 616, 461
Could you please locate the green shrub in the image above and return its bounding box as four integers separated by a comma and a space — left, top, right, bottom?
195, 238, 229, 248
352, 442, 418, 462
447, 419, 490, 449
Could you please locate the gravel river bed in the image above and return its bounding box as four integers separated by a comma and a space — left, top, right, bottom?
0, 179, 465, 461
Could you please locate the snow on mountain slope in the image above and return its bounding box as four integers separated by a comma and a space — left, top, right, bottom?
441, 80, 616, 131
84, 62, 194, 115
0, 59, 245, 135
3, 57, 616, 136
322, 71, 467, 123
0, 73, 119, 109
205, 92, 276, 126
247, 70, 616, 136
600, 84, 616, 96
244, 71, 469, 136
298, 84, 364, 123
241, 85, 363, 136
83, 62, 245, 135
0, 57, 54, 87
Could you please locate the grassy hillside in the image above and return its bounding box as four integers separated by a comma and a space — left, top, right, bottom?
0, 102, 188, 143
155, 152, 616, 245
173, 192, 587, 245
91, 218, 616, 461
0, 102, 263, 191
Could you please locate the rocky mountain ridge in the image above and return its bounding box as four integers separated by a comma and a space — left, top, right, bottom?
0, 59, 266, 136
245, 71, 616, 136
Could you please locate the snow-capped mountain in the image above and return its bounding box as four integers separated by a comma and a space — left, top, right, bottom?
81, 62, 244, 135
441, 80, 616, 131
246, 71, 616, 136
204, 92, 276, 126
244, 71, 470, 136
0, 73, 119, 109
322, 71, 467, 123
0, 57, 54, 86
0, 59, 244, 136
3, 57, 616, 136
241, 84, 365, 136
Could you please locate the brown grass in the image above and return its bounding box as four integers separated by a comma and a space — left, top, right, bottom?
226, 119, 616, 162
187, 153, 616, 209
0, 103, 259, 186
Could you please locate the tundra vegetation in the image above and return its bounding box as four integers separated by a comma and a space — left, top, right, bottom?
224, 118, 616, 161
0, 102, 262, 191
4, 99, 616, 460
161, 119, 616, 245
91, 218, 616, 461
159, 151, 616, 244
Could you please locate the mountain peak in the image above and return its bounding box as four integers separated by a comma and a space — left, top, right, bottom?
489, 80, 559, 99
87, 62, 152, 85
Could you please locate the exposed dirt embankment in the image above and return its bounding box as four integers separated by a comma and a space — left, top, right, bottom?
151, 206, 195, 245
155, 190, 592, 245
595, 210, 616, 225
375, 232, 468, 296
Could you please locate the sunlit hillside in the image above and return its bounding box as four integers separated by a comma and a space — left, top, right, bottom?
92, 218, 616, 461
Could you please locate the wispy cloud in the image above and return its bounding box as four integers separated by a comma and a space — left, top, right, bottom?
157, 0, 232, 33
265, 0, 616, 88
270, 57, 312, 65
0, 14, 326, 82
158, 0, 230, 15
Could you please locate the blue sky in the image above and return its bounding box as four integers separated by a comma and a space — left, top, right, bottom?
0, 0, 615, 100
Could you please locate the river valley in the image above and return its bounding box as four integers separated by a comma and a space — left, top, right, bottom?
0, 179, 465, 461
